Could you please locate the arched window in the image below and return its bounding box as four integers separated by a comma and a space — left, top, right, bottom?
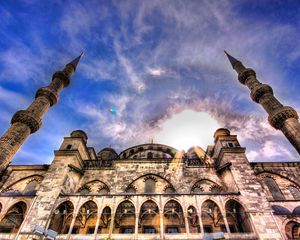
191, 180, 222, 193
187, 206, 200, 233
192, 187, 204, 193
98, 207, 111, 234
201, 200, 225, 233
164, 186, 175, 194
164, 200, 185, 233
147, 152, 153, 159
285, 221, 300, 240
125, 186, 136, 194
138, 200, 159, 234
113, 201, 135, 234
79, 188, 90, 194
23, 180, 38, 195
72, 201, 97, 234
0, 202, 27, 233
144, 178, 156, 193
289, 186, 300, 200
225, 200, 252, 233
264, 177, 285, 200
49, 201, 74, 234
98, 187, 109, 194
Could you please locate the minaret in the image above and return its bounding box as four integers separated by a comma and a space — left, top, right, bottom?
0, 53, 83, 174
225, 51, 300, 155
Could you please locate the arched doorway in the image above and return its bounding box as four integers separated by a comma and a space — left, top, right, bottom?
72, 201, 97, 234
285, 221, 300, 240
138, 200, 159, 234
98, 207, 111, 234
48, 201, 74, 234
113, 200, 135, 234
164, 200, 185, 233
225, 200, 252, 233
0, 201, 27, 233
201, 200, 225, 233
187, 206, 200, 233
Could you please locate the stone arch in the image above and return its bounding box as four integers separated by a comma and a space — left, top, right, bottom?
71, 200, 98, 234
258, 172, 300, 194
2, 175, 43, 195
0, 201, 27, 233
140, 198, 161, 213
285, 220, 300, 239
98, 206, 111, 234
191, 178, 224, 193
289, 185, 300, 200
48, 200, 74, 234
123, 173, 175, 194
262, 176, 285, 200
77, 180, 110, 194
187, 205, 200, 233
257, 170, 300, 187
113, 200, 136, 234
225, 199, 253, 233
163, 185, 176, 194
138, 200, 160, 233
163, 199, 186, 233
125, 184, 137, 194
201, 199, 225, 233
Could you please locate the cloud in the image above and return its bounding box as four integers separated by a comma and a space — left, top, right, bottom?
147, 67, 167, 77
113, 41, 146, 93
1, 1, 300, 164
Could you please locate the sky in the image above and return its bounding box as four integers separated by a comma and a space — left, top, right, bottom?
0, 0, 300, 164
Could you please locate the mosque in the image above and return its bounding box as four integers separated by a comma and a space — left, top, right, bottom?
0, 52, 299, 240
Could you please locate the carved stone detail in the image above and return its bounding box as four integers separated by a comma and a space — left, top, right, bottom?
250, 84, 273, 103
35, 87, 58, 106
268, 106, 299, 129
238, 68, 256, 84
52, 71, 70, 87
11, 110, 42, 133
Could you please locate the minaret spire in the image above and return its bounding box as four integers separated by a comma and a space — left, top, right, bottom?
226, 52, 300, 155
0, 53, 83, 175
66, 52, 84, 71
224, 50, 240, 68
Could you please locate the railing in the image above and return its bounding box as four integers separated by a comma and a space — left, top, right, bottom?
84, 158, 213, 169
84, 160, 112, 169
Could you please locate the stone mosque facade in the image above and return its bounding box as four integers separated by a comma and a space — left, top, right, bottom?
0, 53, 299, 240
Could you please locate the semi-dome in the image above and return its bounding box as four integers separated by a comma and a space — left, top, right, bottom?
97, 148, 118, 161
70, 130, 88, 143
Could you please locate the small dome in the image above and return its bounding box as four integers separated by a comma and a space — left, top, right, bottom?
213, 128, 230, 140
97, 148, 118, 161
70, 130, 88, 143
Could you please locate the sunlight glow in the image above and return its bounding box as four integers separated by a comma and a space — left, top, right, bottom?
155, 110, 220, 151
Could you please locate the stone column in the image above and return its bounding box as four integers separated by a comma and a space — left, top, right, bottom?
159, 211, 164, 239
225, 51, 300, 155
0, 53, 83, 176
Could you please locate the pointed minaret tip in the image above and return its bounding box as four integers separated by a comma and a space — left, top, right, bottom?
67, 52, 84, 71
224, 50, 240, 68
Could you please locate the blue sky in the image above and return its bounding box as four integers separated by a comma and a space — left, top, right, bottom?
0, 0, 300, 164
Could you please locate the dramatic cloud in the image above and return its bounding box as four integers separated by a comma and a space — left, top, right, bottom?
0, 1, 299, 164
